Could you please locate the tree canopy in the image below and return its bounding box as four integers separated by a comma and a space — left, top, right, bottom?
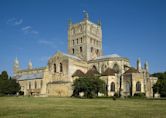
0, 71, 20, 96
72, 77, 106, 98
152, 72, 166, 97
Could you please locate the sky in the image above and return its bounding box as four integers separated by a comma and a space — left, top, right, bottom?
0, 0, 166, 76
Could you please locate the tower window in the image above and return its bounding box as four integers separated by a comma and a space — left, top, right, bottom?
77, 39, 78, 44
81, 37, 83, 43
54, 64, 56, 73
73, 40, 74, 45
80, 47, 82, 52
72, 48, 75, 54
60, 63, 63, 72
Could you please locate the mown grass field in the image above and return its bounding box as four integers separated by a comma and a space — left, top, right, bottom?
0, 97, 165, 118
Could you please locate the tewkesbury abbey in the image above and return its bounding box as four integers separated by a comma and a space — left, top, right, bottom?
13, 13, 158, 98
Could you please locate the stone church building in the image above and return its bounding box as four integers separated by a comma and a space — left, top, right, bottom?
13, 13, 158, 97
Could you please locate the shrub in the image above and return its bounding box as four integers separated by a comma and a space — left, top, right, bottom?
134, 93, 145, 97
19, 91, 24, 95
114, 92, 119, 98
112, 96, 116, 100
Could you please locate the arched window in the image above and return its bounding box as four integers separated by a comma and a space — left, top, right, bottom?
77, 39, 78, 44
35, 81, 37, 89
113, 63, 120, 73
72, 40, 74, 45
54, 64, 56, 73
81, 37, 83, 43
96, 49, 99, 56
41, 80, 43, 88
91, 47, 93, 52
60, 63, 63, 72
111, 82, 115, 92
126, 82, 130, 93
136, 81, 141, 92
92, 65, 97, 70
80, 47, 82, 52
72, 48, 75, 54
29, 81, 31, 89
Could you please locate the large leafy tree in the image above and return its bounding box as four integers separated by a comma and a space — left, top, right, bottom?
0, 71, 20, 96
72, 77, 106, 98
152, 72, 166, 97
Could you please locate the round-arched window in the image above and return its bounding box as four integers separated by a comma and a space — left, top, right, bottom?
113, 63, 120, 73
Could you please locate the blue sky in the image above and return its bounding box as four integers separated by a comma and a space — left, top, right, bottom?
0, 0, 166, 76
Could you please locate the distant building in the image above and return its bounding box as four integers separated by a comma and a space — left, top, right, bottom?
13, 13, 158, 97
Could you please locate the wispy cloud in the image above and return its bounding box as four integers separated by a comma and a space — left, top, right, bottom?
39, 56, 50, 62
7, 18, 23, 26
38, 40, 57, 49
22, 26, 39, 35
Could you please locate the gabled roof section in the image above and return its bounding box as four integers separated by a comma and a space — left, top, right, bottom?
85, 67, 100, 77
124, 67, 139, 74
101, 68, 116, 76
72, 70, 85, 77
50, 51, 81, 61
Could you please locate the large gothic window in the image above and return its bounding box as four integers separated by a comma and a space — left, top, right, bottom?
111, 82, 115, 92
136, 81, 141, 92
126, 82, 130, 93
54, 64, 56, 73
60, 63, 63, 72
113, 63, 120, 73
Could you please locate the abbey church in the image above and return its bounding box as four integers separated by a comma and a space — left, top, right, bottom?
13, 13, 158, 97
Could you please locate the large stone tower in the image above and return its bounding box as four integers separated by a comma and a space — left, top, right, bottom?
68, 12, 102, 61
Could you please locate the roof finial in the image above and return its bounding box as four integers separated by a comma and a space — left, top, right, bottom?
83, 10, 89, 20
28, 59, 33, 69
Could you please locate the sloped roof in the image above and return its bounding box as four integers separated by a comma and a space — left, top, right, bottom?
85, 67, 100, 77
101, 68, 116, 76
72, 70, 85, 77
95, 54, 121, 60
17, 72, 44, 80
124, 67, 139, 74
63, 53, 81, 61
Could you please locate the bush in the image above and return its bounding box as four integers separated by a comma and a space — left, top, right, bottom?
114, 92, 119, 98
112, 96, 116, 100
134, 93, 145, 97
19, 91, 24, 95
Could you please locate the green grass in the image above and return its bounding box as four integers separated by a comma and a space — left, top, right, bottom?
0, 97, 166, 118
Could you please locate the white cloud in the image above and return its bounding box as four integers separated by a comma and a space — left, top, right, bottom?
22, 26, 39, 35
7, 18, 23, 26
40, 56, 50, 62
38, 40, 57, 49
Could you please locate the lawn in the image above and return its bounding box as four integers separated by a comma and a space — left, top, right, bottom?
0, 97, 165, 118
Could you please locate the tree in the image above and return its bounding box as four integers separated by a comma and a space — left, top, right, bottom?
0, 71, 8, 80
72, 77, 106, 98
0, 71, 20, 96
152, 72, 166, 97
